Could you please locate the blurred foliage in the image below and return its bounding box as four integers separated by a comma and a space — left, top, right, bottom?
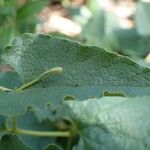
0, 0, 49, 53
80, 0, 150, 59
136, 1, 150, 36
60, 0, 150, 60
0, 0, 150, 65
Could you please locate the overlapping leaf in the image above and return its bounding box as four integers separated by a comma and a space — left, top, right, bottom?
61, 96, 150, 150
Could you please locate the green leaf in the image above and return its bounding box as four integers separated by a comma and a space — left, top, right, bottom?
17, 0, 48, 21
1, 0, 18, 7
0, 24, 15, 53
2, 33, 150, 97
0, 134, 33, 150
16, 0, 48, 34
61, 97, 150, 150
17, 17, 37, 34
1, 33, 150, 117
0, 5, 16, 17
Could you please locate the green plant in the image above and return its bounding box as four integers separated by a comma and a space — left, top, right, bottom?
0, 0, 48, 53
0, 33, 150, 150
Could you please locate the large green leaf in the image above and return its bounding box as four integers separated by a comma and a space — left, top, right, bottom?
0, 134, 33, 150
1, 33, 150, 116
61, 97, 150, 150
2, 34, 150, 95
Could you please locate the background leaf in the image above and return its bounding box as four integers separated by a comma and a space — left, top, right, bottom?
136, 1, 150, 36
17, 0, 49, 22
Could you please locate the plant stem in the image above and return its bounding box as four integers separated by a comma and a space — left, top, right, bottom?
0, 86, 14, 92
4, 116, 77, 138
6, 127, 72, 137
16, 67, 63, 92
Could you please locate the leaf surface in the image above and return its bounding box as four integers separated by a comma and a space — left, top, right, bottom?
0, 88, 60, 116
61, 97, 150, 150
2, 33, 150, 97
1, 33, 150, 117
